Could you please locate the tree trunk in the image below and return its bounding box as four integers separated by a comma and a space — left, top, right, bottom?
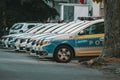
103, 0, 120, 57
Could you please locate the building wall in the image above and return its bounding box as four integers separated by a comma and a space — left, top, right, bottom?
46, 0, 104, 21
99, 1, 104, 17
53, 0, 80, 21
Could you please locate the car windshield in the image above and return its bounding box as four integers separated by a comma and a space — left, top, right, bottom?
25, 26, 38, 33
25, 24, 43, 33
35, 24, 57, 34
65, 21, 91, 34
70, 21, 94, 34
51, 22, 75, 34
11, 23, 24, 30
57, 21, 84, 34
43, 23, 66, 33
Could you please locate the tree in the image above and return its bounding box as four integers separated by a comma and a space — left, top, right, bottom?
0, 0, 59, 37
0, 0, 7, 36
103, 0, 120, 57
93, 0, 120, 58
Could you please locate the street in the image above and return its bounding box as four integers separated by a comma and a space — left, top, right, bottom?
0, 48, 114, 80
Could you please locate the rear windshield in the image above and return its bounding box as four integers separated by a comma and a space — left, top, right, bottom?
11, 24, 24, 30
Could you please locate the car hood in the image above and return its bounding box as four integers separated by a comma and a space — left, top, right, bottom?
15, 33, 56, 39
2, 33, 27, 38
30, 33, 56, 39
31, 33, 57, 41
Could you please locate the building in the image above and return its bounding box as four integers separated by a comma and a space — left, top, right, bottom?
45, 0, 104, 21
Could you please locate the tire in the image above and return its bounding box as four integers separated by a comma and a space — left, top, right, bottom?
54, 45, 74, 63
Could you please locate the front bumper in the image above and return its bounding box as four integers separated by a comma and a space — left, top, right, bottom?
35, 43, 56, 57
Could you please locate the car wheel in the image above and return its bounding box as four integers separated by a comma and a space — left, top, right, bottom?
54, 45, 74, 63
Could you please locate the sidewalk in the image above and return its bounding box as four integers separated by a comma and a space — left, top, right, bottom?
100, 58, 120, 79
80, 58, 120, 80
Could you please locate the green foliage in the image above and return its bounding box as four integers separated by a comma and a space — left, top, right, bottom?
0, 0, 59, 37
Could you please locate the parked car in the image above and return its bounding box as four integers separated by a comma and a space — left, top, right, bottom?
14, 23, 58, 51
30, 20, 89, 55
9, 22, 39, 34
25, 23, 67, 52
20, 23, 66, 52
1, 23, 44, 48
35, 19, 104, 63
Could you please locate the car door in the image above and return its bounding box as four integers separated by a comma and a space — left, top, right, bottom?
75, 22, 104, 56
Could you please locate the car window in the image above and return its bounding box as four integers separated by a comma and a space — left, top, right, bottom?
25, 26, 38, 33
27, 25, 35, 29
83, 22, 104, 35
11, 24, 18, 29
65, 21, 90, 33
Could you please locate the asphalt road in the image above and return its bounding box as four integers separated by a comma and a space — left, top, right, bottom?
0, 48, 113, 80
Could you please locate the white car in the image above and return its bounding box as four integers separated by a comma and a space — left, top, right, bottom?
1, 24, 44, 48
31, 21, 88, 55
14, 23, 58, 51
9, 22, 39, 34
26, 23, 67, 52
35, 19, 104, 63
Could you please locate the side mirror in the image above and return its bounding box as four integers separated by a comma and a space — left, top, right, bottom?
78, 31, 84, 35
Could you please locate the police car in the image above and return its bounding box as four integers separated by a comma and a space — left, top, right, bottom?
32, 20, 89, 55
9, 23, 39, 34
35, 19, 104, 63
